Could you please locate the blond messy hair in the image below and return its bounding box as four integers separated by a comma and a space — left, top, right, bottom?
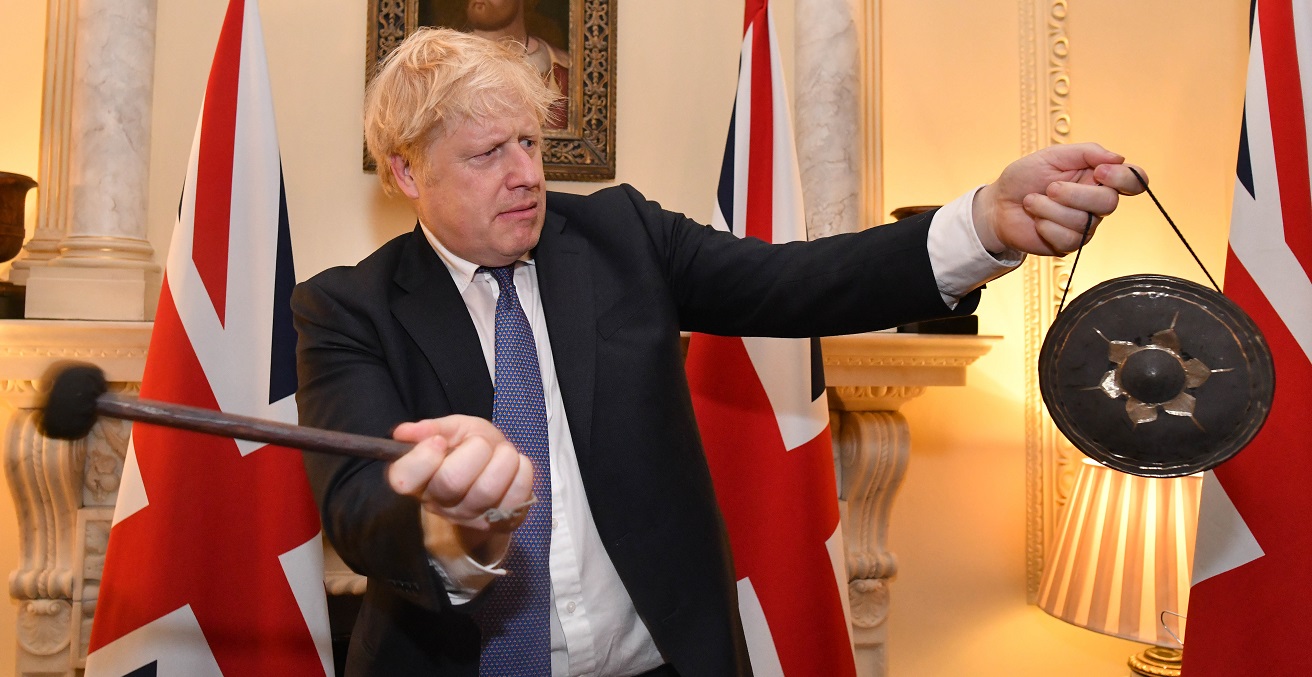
364, 27, 559, 195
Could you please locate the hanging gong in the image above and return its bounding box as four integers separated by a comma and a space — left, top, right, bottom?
1038, 274, 1274, 478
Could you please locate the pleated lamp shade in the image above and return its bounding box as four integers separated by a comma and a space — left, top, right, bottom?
1038, 459, 1202, 648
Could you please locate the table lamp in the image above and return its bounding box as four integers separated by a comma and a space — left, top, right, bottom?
1038, 458, 1201, 676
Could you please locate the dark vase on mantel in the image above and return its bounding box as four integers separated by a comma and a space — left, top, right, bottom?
1, 171, 38, 319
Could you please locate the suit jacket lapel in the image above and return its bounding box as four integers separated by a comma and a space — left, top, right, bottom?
391, 226, 494, 419
535, 210, 597, 461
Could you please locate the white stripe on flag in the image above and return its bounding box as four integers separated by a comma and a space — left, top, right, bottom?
1191, 471, 1265, 586
736, 578, 786, 677
826, 518, 855, 644
281, 535, 336, 676
744, 336, 829, 451
111, 438, 148, 527
727, 27, 754, 238
766, 9, 807, 247
85, 606, 225, 677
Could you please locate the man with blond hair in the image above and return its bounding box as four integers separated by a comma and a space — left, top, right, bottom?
294, 27, 1146, 677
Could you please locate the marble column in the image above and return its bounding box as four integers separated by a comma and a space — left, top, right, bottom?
795, 0, 864, 239
7, 0, 75, 285
21, 0, 160, 321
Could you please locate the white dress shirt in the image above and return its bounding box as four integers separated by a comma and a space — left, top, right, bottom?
417, 187, 1020, 677
421, 230, 665, 676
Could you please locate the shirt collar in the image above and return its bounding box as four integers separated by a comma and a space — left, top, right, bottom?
419, 221, 535, 294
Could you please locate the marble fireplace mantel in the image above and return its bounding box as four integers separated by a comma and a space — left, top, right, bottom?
1, 319, 995, 677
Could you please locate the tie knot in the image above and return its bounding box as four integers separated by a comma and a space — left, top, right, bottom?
480, 265, 516, 291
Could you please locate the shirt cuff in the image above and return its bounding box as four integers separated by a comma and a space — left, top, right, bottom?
420, 508, 507, 605
430, 553, 505, 605
927, 186, 1026, 307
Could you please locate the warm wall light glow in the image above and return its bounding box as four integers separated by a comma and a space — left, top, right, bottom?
1038, 458, 1201, 648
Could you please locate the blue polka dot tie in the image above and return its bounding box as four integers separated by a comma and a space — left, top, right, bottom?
474, 265, 552, 676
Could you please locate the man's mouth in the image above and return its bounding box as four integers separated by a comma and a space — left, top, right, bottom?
500, 202, 538, 218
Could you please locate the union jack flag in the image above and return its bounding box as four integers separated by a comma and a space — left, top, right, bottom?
1184, 1, 1312, 673
84, 1, 332, 674
685, 1, 857, 674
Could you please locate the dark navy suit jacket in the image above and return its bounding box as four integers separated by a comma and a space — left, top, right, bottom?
291, 185, 978, 676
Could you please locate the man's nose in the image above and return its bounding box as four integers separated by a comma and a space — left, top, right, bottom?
507, 144, 543, 188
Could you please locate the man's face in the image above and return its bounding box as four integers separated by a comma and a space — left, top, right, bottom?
466, 0, 522, 31
390, 109, 546, 268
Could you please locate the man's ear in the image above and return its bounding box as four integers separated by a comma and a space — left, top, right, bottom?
389, 155, 422, 200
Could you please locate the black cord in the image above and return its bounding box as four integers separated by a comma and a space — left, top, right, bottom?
1128, 166, 1222, 292
1056, 168, 1222, 315
1057, 211, 1094, 314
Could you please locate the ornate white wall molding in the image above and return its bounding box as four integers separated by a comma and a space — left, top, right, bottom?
859, 0, 883, 229
1018, 0, 1079, 603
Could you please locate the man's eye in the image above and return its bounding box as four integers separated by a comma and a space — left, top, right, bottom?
521, 138, 537, 150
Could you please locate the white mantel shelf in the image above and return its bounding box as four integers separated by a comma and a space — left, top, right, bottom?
823, 331, 999, 387
1, 320, 996, 677
822, 332, 999, 415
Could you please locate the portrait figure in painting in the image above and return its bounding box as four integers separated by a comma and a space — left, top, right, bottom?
418, 0, 571, 128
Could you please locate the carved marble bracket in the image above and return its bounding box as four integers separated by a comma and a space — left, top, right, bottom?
0, 320, 147, 676
821, 332, 996, 677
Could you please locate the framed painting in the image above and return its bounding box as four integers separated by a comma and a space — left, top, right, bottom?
366, 0, 617, 181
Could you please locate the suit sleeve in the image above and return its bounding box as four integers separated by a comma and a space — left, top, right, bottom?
291, 275, 454, 615
613, 184, 979, 337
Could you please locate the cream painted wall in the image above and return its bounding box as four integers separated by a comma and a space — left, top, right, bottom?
0, 0, 1250, 675
0, 0, 47, 671
883, 1, 1248, 676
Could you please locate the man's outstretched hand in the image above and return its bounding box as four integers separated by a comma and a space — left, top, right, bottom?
973, 142, 1148, 256
388, 415, 535, 565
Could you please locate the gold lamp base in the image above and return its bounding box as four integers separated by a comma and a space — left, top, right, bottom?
1128, 646, 1183, 677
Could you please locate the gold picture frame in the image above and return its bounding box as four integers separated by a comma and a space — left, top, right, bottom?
365, 0, 617, 181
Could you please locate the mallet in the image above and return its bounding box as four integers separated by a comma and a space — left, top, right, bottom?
37, 361, 411, 461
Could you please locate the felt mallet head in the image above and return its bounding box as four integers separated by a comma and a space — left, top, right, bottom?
37, 361, 108, 440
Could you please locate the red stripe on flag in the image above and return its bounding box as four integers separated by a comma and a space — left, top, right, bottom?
1260, 0, 1312, 271
87, 283, 325, 672
1182, 249, 1312, 673
687, 335, 856, 676
743, 0, 768, 34
192, 0, 245, 326
744, 12, 774, 244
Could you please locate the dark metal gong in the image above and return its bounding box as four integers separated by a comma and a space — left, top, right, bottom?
1038, 274, 1274, 477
